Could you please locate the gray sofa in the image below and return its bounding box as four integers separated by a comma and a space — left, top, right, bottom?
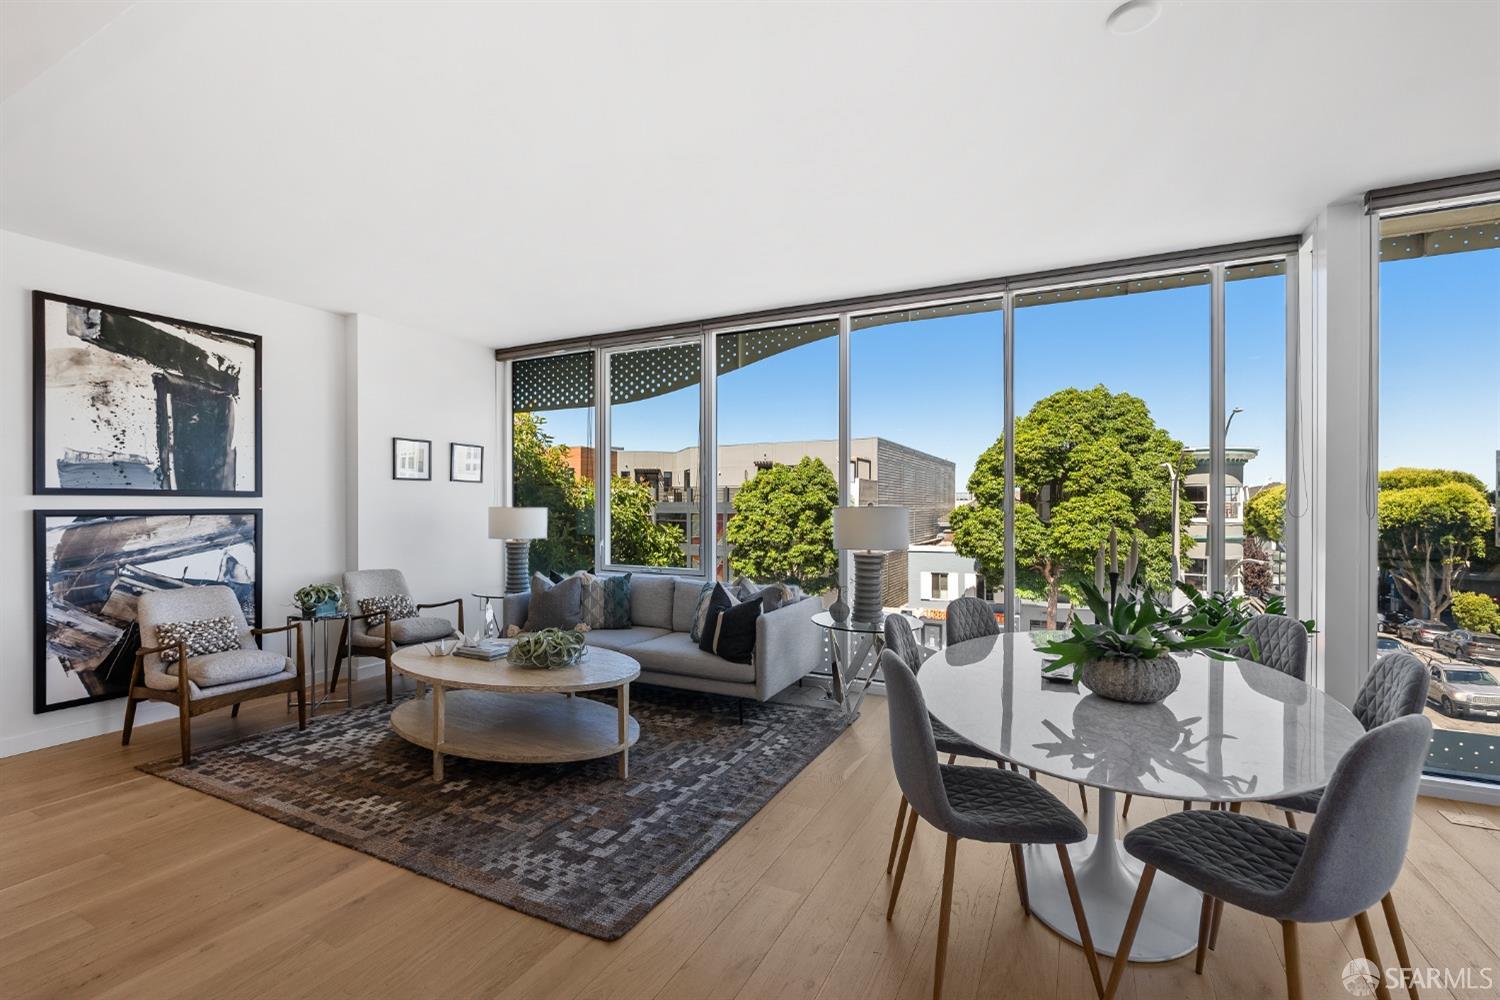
501, 575, 828, 703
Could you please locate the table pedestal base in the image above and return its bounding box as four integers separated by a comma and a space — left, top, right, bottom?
1022, 788, 1201, 961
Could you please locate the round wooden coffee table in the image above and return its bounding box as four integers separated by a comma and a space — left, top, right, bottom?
390, 645, 640, 782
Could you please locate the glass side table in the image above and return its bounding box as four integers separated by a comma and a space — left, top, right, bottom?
810, 611, 887, 722
474, 592, 508, 638
285, 610, 353, 713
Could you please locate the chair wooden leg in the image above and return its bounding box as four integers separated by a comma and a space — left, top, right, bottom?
1102, 865, 1156, 1000
1284, 811, 1298, 830
1282, 921, 1303, 1000
1009, 843, 1031, 917
1195, 894, 1214, 974
947, 753, 957, 765
933, 834, 958, 1000
1122, 793, 1133, 819
122, 694, 139, 745
1182, 799, 1193, 811
1028, 768, 1037, 780
887, 797, 909, 874
385, 653, 394, 704
1078, 783, 1089, 814
231, 702, 240, 718
1381, 893, 1419, 1000
887, 808, 920, 920
1355, 911, 1394, 1000
178, 698, 192, 766
1058, 845, 1103, 998
1209, 897, 1224, 950
1229, 801, 1243, 813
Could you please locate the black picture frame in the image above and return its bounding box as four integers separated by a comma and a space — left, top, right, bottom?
33, 508, 264, 714
392, 437, 432, 480
32, 290, 264, 498
449, 442, 484, 483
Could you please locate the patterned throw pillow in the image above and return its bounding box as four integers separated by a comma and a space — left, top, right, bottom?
359, 594, 417, 629
596, 573, 632, 629
688, 580, 717, 642
155, 616, 240, 664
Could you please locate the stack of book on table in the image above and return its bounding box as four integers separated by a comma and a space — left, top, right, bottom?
454, 638, 511, 661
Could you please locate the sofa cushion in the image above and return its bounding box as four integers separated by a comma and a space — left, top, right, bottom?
175, 649, 290, 688
689, 582, 718, 643
629, 575, 676, 630
629, 632, 755, 685
525, 572, 584, 630
697, 583, 739, 652
672, 579, 709, 633
389, 616, 458, 644
582, 572, 632, 629
584, 625, 668, 652
707, 596, 762, 664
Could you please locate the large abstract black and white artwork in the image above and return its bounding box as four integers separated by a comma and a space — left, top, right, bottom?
33, 291, 262, 496
33, 510, 262, 713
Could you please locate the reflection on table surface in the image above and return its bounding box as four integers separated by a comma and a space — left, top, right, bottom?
918, 632, 1364, 802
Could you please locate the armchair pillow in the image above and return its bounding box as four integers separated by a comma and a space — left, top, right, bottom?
155, 616, 241, 664
359, 594, 417, 629
524, 572, 584, 631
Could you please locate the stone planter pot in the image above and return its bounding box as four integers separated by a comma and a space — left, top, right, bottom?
1080, 655, 1181, 704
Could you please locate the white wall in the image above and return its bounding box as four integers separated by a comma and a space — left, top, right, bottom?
1, 230, 347, 755
1, 232, 502, 756
349, 314, 501, 631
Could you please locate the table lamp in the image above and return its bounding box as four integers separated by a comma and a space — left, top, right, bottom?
488, 507, 549, 594
833, 505, 910, 624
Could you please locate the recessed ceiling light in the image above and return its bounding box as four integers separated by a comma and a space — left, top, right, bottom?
1106, 0, 1162, 35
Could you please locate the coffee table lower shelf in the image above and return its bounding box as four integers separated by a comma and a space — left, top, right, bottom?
391, 689, 639, 781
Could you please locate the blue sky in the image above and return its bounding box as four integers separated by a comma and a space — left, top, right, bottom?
531, 250, 1493, 493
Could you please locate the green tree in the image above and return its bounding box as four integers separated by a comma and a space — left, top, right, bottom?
1451, 591, 1500, 634
1378, 469, 1492, 620
724, 457, 838, 591
951, 385, 1192, 628
1245, 482, 1286, 542
511, 413, 684, 573
607, 475, 685, 567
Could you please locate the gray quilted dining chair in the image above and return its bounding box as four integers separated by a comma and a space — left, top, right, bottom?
1124, 613, 1308, 823
1104, 714, 1432, 1000
882, 616, 1024, 875
882, 649, 1102, 1000
1265, 650, 1429, 830
332, 568, 465, 703
945, 596, 1000, 645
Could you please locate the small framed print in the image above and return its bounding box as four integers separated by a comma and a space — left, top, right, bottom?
392, 437, 431, 480
450, 442, 484, 483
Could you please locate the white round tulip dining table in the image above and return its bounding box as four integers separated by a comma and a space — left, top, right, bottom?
917, 632, 1365, 962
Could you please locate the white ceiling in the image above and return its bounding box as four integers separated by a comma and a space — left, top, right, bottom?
2, 1, 1497, 348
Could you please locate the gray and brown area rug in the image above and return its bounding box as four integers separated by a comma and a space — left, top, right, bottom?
142, 688, 841, 940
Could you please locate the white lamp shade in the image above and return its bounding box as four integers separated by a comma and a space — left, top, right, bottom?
488, 506, 548, 540
833, 506, 910, 552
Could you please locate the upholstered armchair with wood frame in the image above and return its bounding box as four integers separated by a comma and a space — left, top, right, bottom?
122, 585, 306, 765
331, 568, 465, 704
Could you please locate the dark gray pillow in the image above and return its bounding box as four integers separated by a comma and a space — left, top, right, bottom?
524, 572, 583, 631
708, 595, 763, 664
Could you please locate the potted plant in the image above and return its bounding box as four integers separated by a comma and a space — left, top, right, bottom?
1037, 571, 1253, 704
508, 627, 587, 669
292, 583, 341, 618
1177, 581, 1317, 635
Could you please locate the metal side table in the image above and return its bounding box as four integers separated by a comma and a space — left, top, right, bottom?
810, 611, 886, 722
285, 610, 354, 713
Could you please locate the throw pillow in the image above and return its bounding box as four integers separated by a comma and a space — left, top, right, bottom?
524, 572, 584, 630
760, 582, 793, 613
732, 576, 764, 602
688, 580, 717, 643
359, 594, 416, 629
708, 595, 763, 664
582, 572, 632, 629
155, 616, 240, 665
696, 583, 739, 653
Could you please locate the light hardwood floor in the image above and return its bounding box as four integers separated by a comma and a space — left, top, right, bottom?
3, 675, 1498, 1000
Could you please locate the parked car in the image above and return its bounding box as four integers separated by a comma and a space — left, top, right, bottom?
1427, 663, 1500, 720
1380, 611, 1410, 635
1375, 637, 1403, 660
1397, 619, 1449, 645
1433, 628, 1500, 665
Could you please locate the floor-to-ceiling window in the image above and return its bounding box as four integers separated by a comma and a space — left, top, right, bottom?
604, 339, 704, 570
510, 351, 597, 576
715, 318, 839, 590
1376, 198, 1499, 783
1011, 273, 1209, 628
850, 300, 1003, 622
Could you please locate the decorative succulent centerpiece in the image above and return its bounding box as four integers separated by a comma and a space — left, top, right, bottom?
1037, 531, 1253, 704
507, 628, 587, 670
292, 583, 341, 618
